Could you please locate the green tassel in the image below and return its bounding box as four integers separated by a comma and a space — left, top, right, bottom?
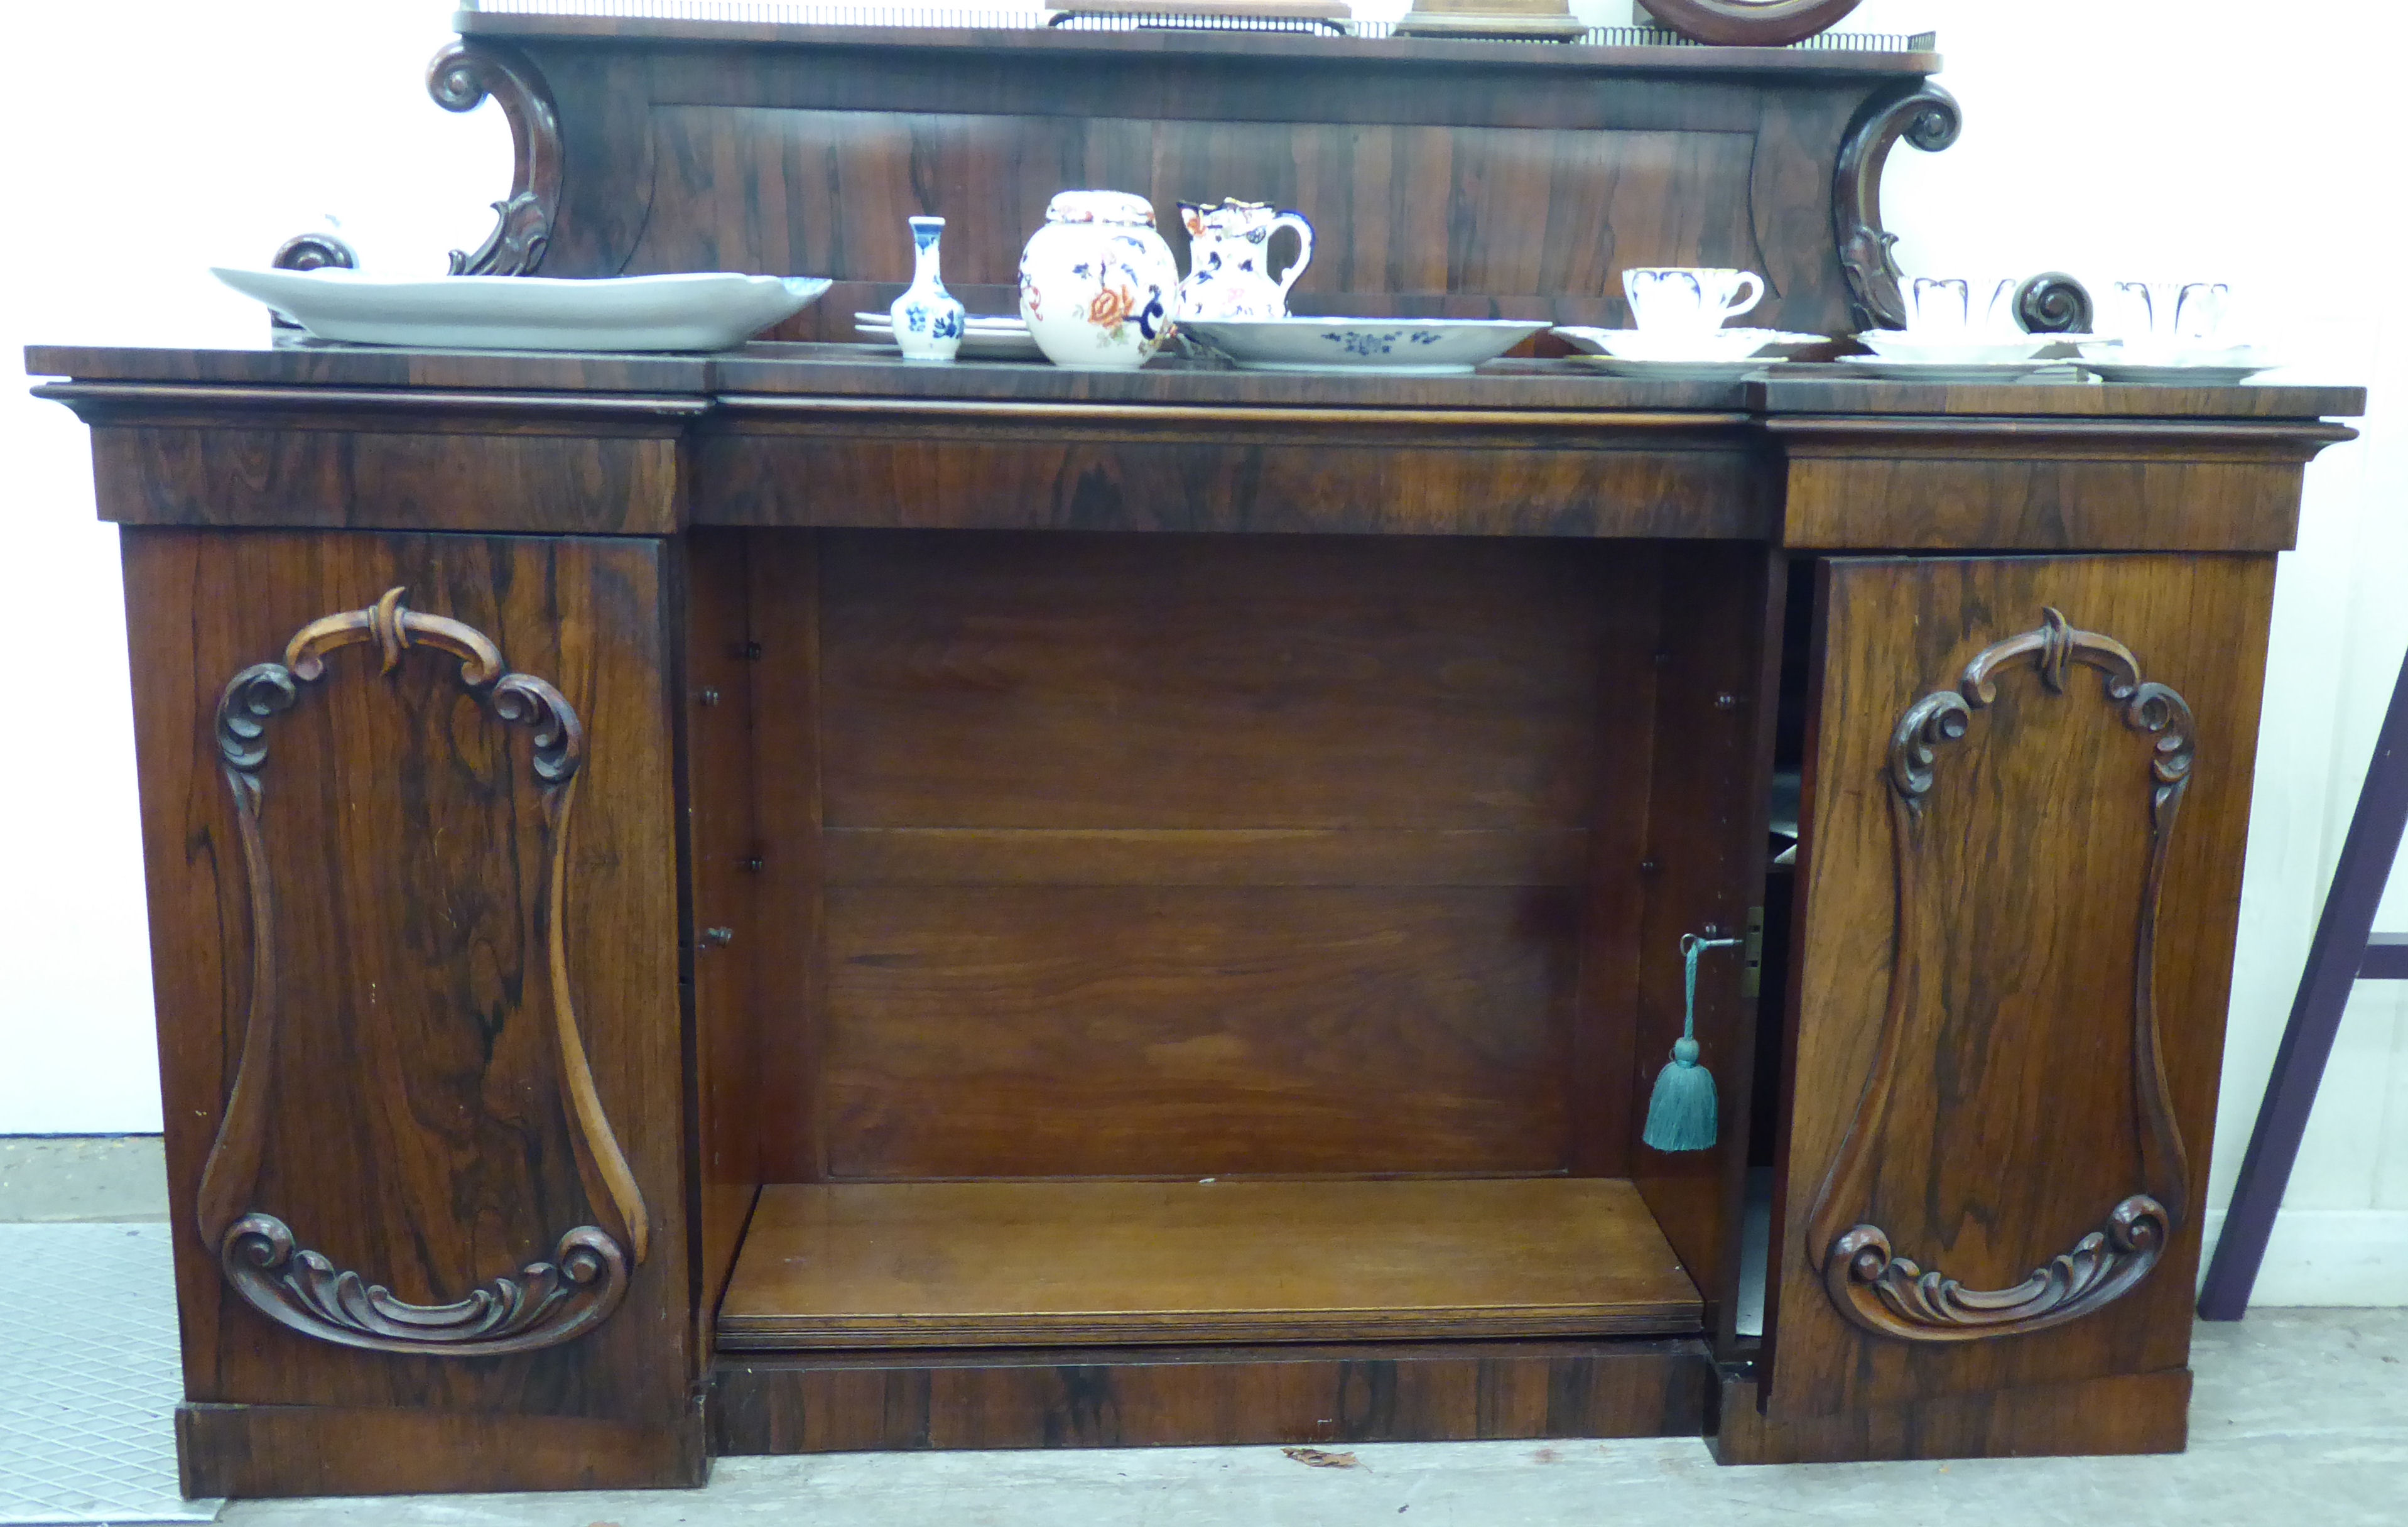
1643, 1038, 1718, 1152
1644, 933, 1738, 1153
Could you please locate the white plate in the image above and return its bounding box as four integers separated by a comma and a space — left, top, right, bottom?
213, 267, 832, 352
854, 319, 1046, 361
1854, 331, 2056, 365
1178, 318, 1549, 374
1836, 355, 2059, 383
1553, 327, 1824, 364
2075, 342, 2273, 384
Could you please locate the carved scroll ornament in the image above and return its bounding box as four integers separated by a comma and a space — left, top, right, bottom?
198, 588, 648, 1357
427, 39, 562, 276
1639, 0, 1862, 45
1833, 81, 1961, 331
1808, 609, 2192, 1344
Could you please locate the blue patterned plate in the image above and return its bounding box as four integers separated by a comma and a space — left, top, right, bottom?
1178, 318, 1548, 374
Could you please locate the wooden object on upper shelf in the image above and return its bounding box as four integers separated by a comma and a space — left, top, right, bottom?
1637, 0, 1863, 46
1049, 0, 1352, 29
1392, 0, 1585, 42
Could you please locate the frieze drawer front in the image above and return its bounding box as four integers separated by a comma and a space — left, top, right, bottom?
121, 530, 700, 1495
1766, 553, 2275, 1425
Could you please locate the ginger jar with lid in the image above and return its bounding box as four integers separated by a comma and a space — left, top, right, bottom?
1017, 190, 1179, 369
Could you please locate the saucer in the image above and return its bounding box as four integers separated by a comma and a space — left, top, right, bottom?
1552, 327, 1824, 364
2075, 342, 2273, 384
1854, 331, 2057, 366
1835, 355, 2059, 382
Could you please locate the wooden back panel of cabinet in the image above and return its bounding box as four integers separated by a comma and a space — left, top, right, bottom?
121, 529, 700, 1494
1765, 553, 2274, 1423
750, 529, 1647, 1181
462, 14, 1939, 337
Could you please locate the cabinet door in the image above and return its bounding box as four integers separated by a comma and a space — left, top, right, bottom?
1765, 554, 2272, 1421
124, 530, 699, 1495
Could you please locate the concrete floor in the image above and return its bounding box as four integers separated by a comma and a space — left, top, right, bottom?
0, 1136, 170, 1222
8, 1137, 2405, 1527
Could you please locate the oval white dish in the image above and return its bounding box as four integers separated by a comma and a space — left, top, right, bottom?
1178, 318, 1548, 374
212, 267, 832, 352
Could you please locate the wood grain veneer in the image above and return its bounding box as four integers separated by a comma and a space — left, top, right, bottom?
1766, 555, 2274, 1421
713, 1337, 1715, 1452
717, 1178, 1702, 1349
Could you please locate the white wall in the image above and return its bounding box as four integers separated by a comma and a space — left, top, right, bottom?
0, 1, 506, 1132
3, 0, 2399, 1302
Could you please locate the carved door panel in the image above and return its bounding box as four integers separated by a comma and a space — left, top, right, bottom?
122, 530, 698, 1492
1764, 554, 2274, 1421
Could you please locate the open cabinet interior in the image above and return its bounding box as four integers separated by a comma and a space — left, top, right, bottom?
684, 527, 1787, 1362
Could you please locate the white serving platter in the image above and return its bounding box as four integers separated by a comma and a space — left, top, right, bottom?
854, 312, 1044, 361
213, 267, 832, 352
1178, 318, 1549, 374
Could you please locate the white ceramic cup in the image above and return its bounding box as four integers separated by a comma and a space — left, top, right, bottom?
2106, 280, 2229, 345
1904, 276, 2017, 336
1622, 266, 1764, 333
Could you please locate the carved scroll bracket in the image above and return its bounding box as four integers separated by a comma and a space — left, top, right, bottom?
199, 587, 641, 1358
2013, 271, 2096, 336
1833, 81, 1961, 331
1810, 607, 2193, 1344
427, 39, 562, 276
1639, 0, 1863, 46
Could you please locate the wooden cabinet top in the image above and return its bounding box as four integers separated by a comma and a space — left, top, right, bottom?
24, 340, 2368, 423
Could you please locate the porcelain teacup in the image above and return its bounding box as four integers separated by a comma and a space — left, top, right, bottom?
2106, 280, 2230, 349
1903, 276, 2018, 336
1622, 266, 1764, 334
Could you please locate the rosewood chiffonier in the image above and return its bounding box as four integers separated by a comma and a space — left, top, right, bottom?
28, 10, 2363, 1497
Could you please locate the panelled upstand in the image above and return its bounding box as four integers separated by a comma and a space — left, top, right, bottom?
30, 337, 2358, 1495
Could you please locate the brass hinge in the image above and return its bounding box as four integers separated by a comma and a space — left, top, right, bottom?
1740, 905, 1765, 1003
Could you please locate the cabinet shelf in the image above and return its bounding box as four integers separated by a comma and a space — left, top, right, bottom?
717, 1177, 1703, 1350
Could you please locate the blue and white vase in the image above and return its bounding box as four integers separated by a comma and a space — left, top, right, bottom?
891, 215, 967, 363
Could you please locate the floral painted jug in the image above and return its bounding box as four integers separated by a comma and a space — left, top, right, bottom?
1176, 198, 1315, 322
1017, 191, 1178, 369
889, 215, 967, 362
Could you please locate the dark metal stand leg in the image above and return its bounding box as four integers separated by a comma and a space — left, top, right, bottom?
2198, 647, 2408, 1319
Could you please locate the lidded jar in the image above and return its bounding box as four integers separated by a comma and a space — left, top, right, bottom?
1017, 191, 1180, 370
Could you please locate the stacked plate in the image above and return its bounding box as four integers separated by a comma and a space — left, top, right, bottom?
854, 310, 1044, 361
1552, 326, 1825, 379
